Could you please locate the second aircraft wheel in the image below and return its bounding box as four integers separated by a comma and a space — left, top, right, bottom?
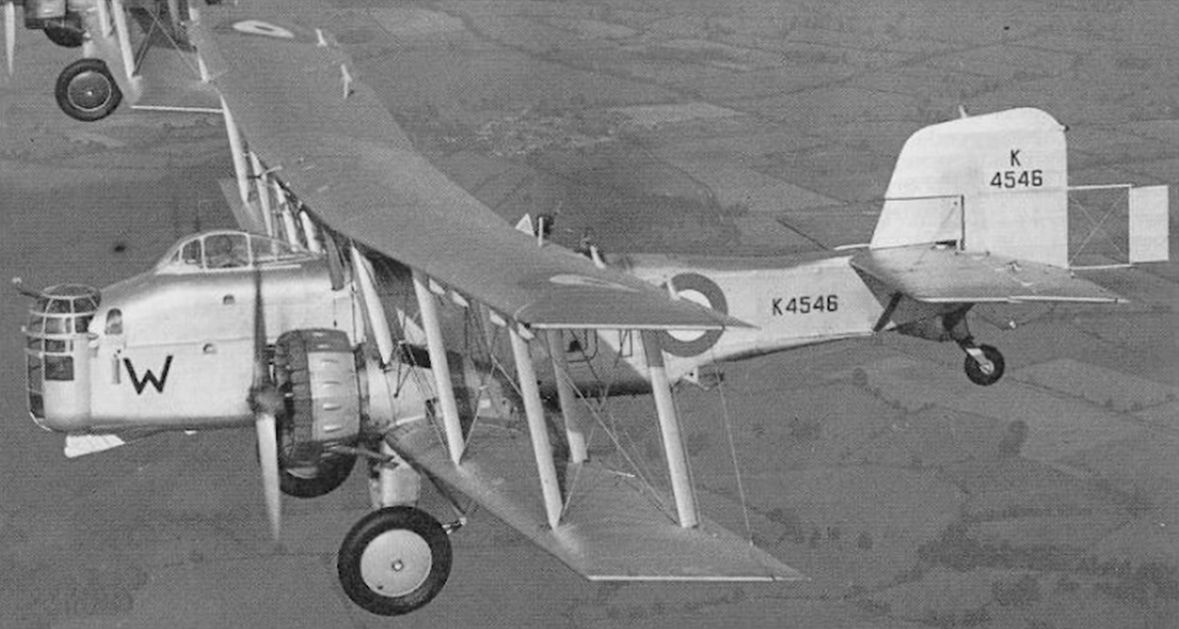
337, 506, 452, 616
55, 59, 122, 122
964, 344, 1005, 386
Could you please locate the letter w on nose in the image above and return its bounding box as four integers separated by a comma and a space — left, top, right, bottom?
123, 355, 173, 394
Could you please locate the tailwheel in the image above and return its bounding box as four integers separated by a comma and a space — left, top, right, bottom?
963, 344, 1005, 386
337, 506, 452, 616
55, 58, 122, 122
280, 453, 356, 498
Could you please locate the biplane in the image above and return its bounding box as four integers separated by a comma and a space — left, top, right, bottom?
11, 0, 1171, 616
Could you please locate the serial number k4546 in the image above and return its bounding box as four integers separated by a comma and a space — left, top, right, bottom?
771, 295, 838, 315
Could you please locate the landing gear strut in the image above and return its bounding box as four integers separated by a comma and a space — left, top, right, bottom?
55, 58, 122, 122
945, 308, 1005, 386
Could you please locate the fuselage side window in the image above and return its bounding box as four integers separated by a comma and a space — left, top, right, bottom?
181, 240, 202, 266
203, 233, 250, 269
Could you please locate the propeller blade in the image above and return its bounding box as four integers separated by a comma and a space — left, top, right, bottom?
255, 409, 282, 541
248, 267, 282, 541
251, 268, 268, 385
4, 2, 15, 77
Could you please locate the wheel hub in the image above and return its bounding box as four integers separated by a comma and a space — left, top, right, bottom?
67, 71, 113, 112
359, 529, 432, 597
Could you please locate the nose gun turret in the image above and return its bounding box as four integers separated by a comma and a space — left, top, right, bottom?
17, 279, 100, 431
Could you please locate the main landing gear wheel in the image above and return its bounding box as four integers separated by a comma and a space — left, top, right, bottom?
55, 59, 122, 122
964, 344, 1005, 386
337, 506, 452, 616
280, 453, 356, 498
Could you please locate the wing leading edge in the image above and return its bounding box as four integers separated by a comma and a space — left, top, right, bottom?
189, 14, 743, 331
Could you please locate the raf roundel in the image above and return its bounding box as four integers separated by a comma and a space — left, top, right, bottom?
658, 273, 727, 357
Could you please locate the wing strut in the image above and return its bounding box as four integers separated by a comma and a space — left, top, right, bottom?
299, 211, 323, 253
220, 98, 252, 210
267, 180, 301, 249
279, 202, 301, 248
412, 270, 465, 464
108, 0, 137, 83
351, 246, 395, 367
510, 325, 563, 529
545, 329, 588, 464
269, 180, 288, 240
641, 331, 698, 528
248, 152, 276, 238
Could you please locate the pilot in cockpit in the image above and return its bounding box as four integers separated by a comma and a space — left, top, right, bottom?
204, 233, 249, 269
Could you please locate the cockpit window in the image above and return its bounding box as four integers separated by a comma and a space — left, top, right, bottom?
203, 233, 249, 269
43, 317, 67, 334
157, 231, 315, 274
181, 240, 202, 266
251, 236, 283, 264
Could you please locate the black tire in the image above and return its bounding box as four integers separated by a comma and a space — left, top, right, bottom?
964, 344, 1005, 386
44, 24, 84, 48
55, 58, 122, 122
337, 507, 452, 616
280, 452, 356, 498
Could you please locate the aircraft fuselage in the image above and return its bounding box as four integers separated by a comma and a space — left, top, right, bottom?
23, 230, 955, 438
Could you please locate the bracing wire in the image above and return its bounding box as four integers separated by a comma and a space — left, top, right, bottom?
717, 377, 755, 545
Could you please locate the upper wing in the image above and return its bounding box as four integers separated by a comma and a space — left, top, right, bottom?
851, 245, 1124, 303
188, 13, 743, 331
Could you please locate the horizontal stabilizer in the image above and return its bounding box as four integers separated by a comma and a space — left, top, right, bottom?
851, 245, 1124, 303
389, 421, 804, 582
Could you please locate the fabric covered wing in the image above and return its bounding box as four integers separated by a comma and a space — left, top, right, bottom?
189, 14, 741, 331
851, 246, 1124, 303
388, 419, 804, 582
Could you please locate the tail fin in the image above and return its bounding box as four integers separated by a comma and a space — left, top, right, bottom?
872, 108, 1170, 267
871, 108, 1070, 266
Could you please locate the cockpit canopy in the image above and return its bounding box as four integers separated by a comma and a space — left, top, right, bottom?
156, 230, 317, 273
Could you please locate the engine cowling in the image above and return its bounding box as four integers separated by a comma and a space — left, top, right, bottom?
273, 328, 362, 497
